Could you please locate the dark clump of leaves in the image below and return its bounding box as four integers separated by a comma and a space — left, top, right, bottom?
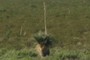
34, 31, 53, 47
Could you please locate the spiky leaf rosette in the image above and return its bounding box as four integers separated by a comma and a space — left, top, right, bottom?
34, 31, 52, 46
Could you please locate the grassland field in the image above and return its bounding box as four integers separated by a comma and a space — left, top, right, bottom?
0, 0, 90, 60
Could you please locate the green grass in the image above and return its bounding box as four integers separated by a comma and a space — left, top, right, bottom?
0, 0, 90, 60
0, 48, 90, 60
0, 0, 90, 49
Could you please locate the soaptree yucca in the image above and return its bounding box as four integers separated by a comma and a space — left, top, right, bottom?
34, 1, 54, 57
34, 31, 52, 46
34, 31, 53, 57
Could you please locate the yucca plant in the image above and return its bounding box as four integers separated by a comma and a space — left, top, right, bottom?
34, 31, 52, 47
34, 1, 54, 47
